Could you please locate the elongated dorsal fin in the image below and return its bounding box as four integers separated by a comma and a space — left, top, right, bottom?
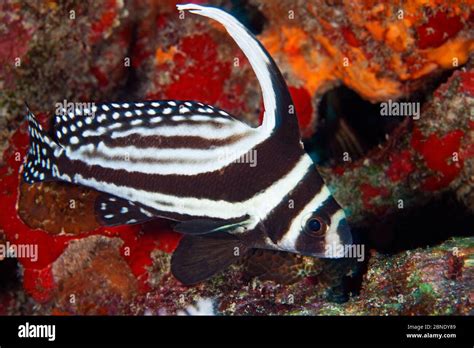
177, 4, 301, 143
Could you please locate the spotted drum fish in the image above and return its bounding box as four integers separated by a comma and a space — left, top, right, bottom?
23, 4, 353, 284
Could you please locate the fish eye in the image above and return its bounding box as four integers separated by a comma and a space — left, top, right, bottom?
305, 217, 326, 237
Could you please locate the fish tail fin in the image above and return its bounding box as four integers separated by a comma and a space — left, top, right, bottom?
23, 107, 63, 184
177, 4, 300, 141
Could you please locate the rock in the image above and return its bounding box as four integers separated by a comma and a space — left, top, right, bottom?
51, 235, 139, 315
0, 0, 136, 157
352, 237, 473, 315
253, 0, 474, 134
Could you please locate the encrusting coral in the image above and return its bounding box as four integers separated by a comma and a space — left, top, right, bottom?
253, 0, 474, 136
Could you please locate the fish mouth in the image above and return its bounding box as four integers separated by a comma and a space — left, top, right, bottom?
322, 217, 353, 258
337, 218, 353, 247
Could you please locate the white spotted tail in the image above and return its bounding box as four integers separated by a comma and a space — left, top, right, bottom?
23, 108, 63, 184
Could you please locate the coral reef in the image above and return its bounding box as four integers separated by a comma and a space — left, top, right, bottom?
0, 119, 180, 302
325, 68, 474, 223
2, 234, 471, 315
355, 238, 473, 316
0, 0, 135, 159
51, 235, 139, 315
253, 0, 474, 135
0, 0, 472, 315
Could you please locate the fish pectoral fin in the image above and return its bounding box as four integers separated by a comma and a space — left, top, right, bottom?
171, 233, 249, 285
94, 193, 156, 226
173, 215, 250, 235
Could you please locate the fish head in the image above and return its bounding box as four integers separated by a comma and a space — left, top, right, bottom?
294, 203, 353, 258
263, 190, 353, 259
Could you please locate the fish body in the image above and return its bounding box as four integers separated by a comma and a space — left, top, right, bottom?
23, 4, 353, 284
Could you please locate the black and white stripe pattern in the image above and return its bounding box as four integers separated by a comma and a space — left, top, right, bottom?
252, 162, 351, 256
53, 100, 263, 176
54, 100, 235, 146
176, 4, 301, 140
59, 149, 311, 221
23, 4, 352, 272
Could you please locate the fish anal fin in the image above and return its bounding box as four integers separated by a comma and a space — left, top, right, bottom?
173, 215, 250, 235
171, 233, 249, 285
95, 193, 156, 226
